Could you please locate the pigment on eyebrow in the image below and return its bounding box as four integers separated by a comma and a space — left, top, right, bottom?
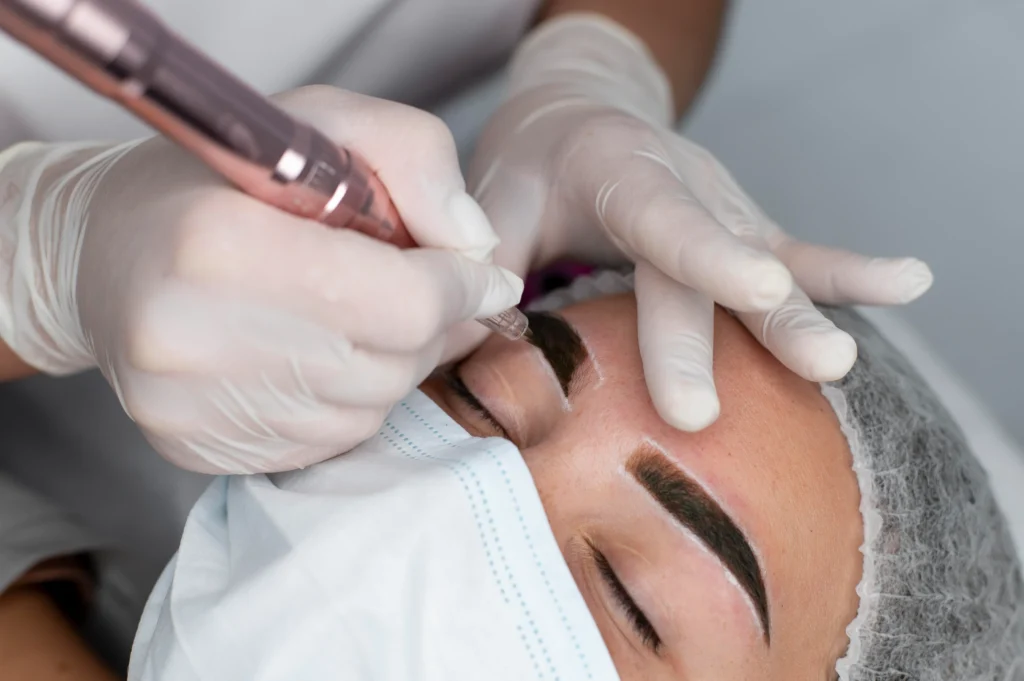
523, 311, 586, 396
627, 444, 770, 642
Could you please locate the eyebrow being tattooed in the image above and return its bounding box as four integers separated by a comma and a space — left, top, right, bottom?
523, 311, 587, 396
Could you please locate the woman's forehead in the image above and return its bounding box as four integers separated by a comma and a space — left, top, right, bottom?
555, 294, 809, 400
559, 295, 855, 496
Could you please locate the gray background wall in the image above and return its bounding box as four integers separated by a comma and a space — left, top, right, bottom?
443, 0, 1024, 447
684, 0, 1024, 445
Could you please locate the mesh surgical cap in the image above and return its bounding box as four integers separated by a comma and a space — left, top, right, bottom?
527, 268, 1024, 680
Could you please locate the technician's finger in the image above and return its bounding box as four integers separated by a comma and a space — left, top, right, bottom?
228, 401, 390, 452
734, 285, 858, 383
772, 237, 934, 305
172, 216, 521, 351
274, 87, 500, 261
195, 380, 389, 451
128, 288, 442, 407
587, 153, 792, 312
124, 373, 389, 466
441, 319, 491, 365
635, 261, 720, 432
146, 429, 351, 475
384, 248, 523, 345
126, 284, 345, 374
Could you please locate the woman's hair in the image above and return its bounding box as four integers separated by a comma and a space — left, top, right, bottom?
819, 306, 1023, 681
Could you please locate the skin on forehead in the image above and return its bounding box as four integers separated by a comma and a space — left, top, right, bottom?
423, 293, 863, 681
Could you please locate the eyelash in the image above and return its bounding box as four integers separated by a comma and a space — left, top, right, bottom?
587, 541, 663, 654
444, 371, 510, 440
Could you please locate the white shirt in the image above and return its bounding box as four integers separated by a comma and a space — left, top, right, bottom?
0, 0, 539, 148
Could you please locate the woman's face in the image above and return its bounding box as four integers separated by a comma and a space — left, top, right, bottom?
422, 293, 863, 681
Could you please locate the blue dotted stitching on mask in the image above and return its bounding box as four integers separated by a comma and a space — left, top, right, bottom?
484, 448, 592, 679
380, 428, 508, 604
401, 402, 593, 680
394, 404, 557, 679
380, 428, 507, 598
384, 416, 551, 681
382, 412, 545, 681
382, 422, 543, 679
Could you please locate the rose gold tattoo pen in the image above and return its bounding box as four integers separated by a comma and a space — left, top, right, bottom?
0, 0, 530, 341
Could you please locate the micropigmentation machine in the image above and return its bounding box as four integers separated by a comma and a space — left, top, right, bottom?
0, 0, 530, 341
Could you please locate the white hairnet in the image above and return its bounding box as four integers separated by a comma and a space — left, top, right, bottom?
527, 268, 1024, 680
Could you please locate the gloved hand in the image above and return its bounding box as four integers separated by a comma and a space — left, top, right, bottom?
0, 85, 522, 474
468, 13, 933, 431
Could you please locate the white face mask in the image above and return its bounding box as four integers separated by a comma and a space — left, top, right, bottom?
129, 389, 620, 681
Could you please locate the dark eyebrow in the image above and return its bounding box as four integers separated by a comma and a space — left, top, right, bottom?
523, 311, 588, 396
627, 444, 770, 643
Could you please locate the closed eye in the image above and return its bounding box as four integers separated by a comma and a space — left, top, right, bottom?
443, 369, 512, 440
586, 539, 663, 654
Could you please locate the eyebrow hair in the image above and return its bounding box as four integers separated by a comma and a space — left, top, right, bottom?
523, 311, 587, 396
626, 444, 770, 643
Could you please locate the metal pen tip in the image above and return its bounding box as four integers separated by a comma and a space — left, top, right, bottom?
479, 307, 530, 341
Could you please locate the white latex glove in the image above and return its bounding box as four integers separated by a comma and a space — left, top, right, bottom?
468, 14, 933, 431
0, 85, 522, 474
